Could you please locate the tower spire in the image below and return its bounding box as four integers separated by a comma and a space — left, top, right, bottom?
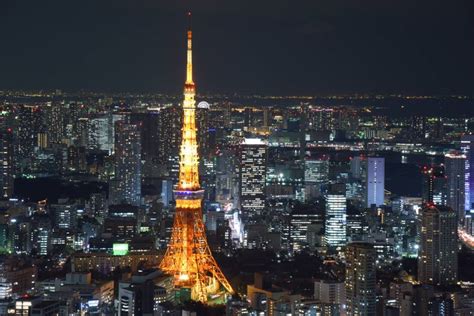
186, 11, 193, 85
159, 13, 234, 303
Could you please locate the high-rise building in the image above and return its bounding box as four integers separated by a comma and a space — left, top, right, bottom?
366, 157, 385, 207
412, 116, 426, 140
239, 138, 267, 218
196, 102, 210, 159
461, 135, 474, 211
421, 165, 447, 206
89, 114, 114, 154
418, 205, 457, 287
290, 211, 324, 252
350, 155, 365, 180
445, 152, 466, 221
113, 121, 142, 206
324, 194, 347, 247
0, 124, 14, 198
16, 105, 44, 168
76, 117, 90, 148
304, 158, 329, 184
47, 99, 65, 145
52, 202, 78, 230
345, 242, 377, 316
159, 15, 234, 302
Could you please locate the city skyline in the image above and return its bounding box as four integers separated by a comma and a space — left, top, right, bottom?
2, 2, 474, 315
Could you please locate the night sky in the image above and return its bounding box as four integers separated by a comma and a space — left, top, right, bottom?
1, 0, 473, 95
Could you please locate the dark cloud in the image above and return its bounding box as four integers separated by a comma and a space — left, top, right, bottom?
0, 0, 473, 94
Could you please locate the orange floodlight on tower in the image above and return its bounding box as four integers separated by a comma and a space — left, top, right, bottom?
159, 12, 234, 303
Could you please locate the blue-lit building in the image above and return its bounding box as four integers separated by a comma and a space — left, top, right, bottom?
366, 157, 385, 208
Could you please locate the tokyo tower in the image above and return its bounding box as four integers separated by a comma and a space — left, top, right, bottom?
159, 13, 234, 302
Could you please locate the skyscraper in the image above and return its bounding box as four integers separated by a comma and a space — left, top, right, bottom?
0, 124, 14, 198
159, 14, 234, 302
16, 105, 44, 168
345, 242, 377, 316
113, 121, 142, 206
239, 138, 267, 219
366, 157, 385, 207
324, 194, 347, 247
445, 151, 466, 221
47, 99, 65, 145
421, 165, 447, 206
196, 102, 210, 160
304, 158, 329, 184
418, 205, 457, 287
461, 134, 474, 211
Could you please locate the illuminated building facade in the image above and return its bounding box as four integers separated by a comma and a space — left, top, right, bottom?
445, 152, 466, 221
113, 121, 142, 206
159, 15, 234, 302
418, 205, 457, 286
366, 157, 385, 207
324, 194, 347, 247
304, 158, 329, 184
345, 242, 377, 316
0, 121, 14, 198
239, 138, 267, 218
421, 165, 447, 206
461, 135, 474, 211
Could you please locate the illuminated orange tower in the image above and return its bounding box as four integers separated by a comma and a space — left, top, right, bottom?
159, 13, 234, 303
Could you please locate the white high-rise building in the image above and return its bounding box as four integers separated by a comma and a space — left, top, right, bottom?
324, 194, 347, 247
239, 138, 266, 218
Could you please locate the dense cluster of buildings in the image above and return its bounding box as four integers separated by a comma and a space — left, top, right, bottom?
0, 89, 472, 314
0, 18, 473, 315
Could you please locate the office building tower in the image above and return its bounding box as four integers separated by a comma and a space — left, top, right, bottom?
345, 242, 377, 316
76, 118, 89, 148
290, 211, 324, 252
350, 155, 365, 180
31, 214, 52, 256
0, 126, 14, 198
304, 158, 329, 184
16, 105, 44, 165
89, 114, 114, 154
239, 138, 267, 218
324, 194, 347, 247
196, 102, 210, 159
113, 121, 142, 206
445, 152, 466, 221
412, 116, 426, 140
421, 165, 447, 206
307, 108, 334, 131
314, 279, 345, 306
366, 157, 385, 207
461, 135, 474, 211
52, 203, 78, 230
418, 205, 457, 286
47, 99, 65, 145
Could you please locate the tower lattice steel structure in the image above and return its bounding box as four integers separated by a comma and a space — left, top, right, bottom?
159, 13, 234, 302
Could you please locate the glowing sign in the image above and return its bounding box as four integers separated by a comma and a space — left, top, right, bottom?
112, 243, 129, 256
